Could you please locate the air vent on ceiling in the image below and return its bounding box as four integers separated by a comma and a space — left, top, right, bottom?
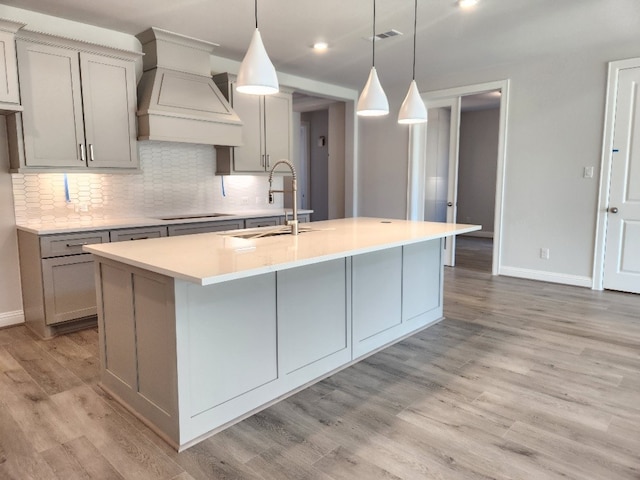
366, 29, 403, 41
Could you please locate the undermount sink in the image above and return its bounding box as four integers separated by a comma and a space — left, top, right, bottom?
221, 225, 317, 240
156, 213, 232, 221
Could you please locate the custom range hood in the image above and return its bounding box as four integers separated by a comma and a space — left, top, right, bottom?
136, 27, 242, 146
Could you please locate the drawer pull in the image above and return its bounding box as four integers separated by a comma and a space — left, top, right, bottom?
129, 236, 149, 241
66, 242, 89, 247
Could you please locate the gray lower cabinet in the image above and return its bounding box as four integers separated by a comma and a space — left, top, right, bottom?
167, 219, 244, 236
244, 213, 309, 228
18, 216, 309, 338
42, 255, 98, 325
244, 216, 281, 228
110, 226, 168, 242
18, 230, 109, 338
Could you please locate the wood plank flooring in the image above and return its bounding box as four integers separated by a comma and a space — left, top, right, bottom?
1, 240, 639, 479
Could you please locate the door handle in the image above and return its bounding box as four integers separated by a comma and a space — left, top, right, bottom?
609, 207, 619, 214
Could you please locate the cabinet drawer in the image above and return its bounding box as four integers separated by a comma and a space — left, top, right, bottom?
40, 231, 109, 258
244, 216, 281, 228
110, 226, 168, 242
168, 220, 244, 236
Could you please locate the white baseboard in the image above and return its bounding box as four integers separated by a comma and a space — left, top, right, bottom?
0, 310, 25, 328
461, 231, 494, 239
499, 266, 592, 288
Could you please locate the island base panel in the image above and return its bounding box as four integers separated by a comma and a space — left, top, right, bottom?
95, 238, 447, 450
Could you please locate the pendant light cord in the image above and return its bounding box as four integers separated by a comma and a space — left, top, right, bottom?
372, 0, 376, 67
254, 0, 258, 28
412, 0, 417, 80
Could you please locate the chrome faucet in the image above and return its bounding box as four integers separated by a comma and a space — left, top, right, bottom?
268, 160, 298, 235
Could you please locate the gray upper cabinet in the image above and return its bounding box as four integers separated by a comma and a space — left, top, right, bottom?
10, 32, 140, 171
214, 73, 292, 174
79, 52, 138, 168
0, 19, 25, 110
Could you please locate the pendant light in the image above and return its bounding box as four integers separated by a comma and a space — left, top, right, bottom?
357, 0, 389, 116
398, 0, 427, 124
236, 0, 279, 95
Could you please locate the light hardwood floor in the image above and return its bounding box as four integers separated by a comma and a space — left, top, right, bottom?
1, 241, 639, 479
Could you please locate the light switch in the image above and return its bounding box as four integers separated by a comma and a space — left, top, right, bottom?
583, 166, 594, 178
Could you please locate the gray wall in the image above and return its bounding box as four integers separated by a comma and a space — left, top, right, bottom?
359, 41, 640, 283
302, 110, 329, 221
0, 117, 22, 326
328, 102, 345, 219
457, 108, 499, 235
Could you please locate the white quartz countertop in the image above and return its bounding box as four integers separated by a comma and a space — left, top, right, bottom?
84, 217, 480, 286
16, 209, 313, 235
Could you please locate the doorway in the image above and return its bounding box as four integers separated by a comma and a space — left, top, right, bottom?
407, 79, 510, 275
292, 93, 347, 221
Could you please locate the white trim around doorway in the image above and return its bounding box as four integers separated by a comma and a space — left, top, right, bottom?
407, 79, 510, 276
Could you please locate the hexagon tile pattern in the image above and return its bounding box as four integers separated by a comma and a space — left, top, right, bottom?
12, 141, 285, 226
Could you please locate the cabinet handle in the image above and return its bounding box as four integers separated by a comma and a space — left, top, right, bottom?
261, 154, 265, 167
79, 144, 86, 162
66, 241, 89, 247
89, 144, 95, 162
266, 154, 270, 168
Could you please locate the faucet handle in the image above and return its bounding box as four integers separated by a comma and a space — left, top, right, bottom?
287, 219, 299, 235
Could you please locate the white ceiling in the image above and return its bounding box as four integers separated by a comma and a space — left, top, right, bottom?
3, 0, 640, 92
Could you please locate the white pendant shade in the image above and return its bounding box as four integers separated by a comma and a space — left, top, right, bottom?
357, 66, 389, 116
398, 80, 427, 124
236, 28, 279, 95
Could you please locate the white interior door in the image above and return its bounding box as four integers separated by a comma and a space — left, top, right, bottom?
424, 98, 461, 266
603, 67, 640, 294
444, 98, 461, 266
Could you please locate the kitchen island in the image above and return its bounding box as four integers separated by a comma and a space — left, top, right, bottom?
84, 217, 479, 451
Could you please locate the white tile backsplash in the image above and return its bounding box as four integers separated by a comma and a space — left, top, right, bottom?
12, 141, 284, 225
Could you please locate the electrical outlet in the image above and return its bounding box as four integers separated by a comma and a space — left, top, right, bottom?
583, 166, 594, 178
540, 248, 550, 260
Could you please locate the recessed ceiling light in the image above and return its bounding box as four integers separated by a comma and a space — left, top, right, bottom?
313, 42, 329, 52
458, 0, 479, 8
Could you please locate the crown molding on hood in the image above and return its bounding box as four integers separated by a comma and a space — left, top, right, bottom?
136, 27, 243, 147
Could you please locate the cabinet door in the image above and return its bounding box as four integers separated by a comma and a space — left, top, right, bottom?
0, 30, 20, 105
231, 85, 263, 172
42, 254, 97, 325
16, 40, 85, 167
264, 92, 292, 171
80, 52, 138, 169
